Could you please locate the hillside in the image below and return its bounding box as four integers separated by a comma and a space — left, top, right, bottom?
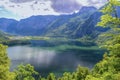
0, 30, 10, 42
0, 6, 106, 38
45, 7, 102, 38
0, 30, 31, 46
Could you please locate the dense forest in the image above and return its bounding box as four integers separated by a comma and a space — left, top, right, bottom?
0, 0, 120, 80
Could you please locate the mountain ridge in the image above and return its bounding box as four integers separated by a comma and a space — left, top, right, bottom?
0, 6, 105, 38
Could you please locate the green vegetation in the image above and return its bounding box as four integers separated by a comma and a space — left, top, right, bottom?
0, 44, 15, 80
0, 31, 10, 42
86, 0, 120, 79
14, 64, 39, 80
0, 31, 31, 46
0, 0, 120, 80
0, 30, 96, 46
39, 44, 102, 52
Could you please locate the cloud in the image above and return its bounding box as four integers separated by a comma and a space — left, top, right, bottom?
51, 0, 107, 13
76, 0, 107, 8
9, 0, 51, 3
0, 6, 20, 20
10, 0, 34, 3
51, 0, 81, 13
0, 0, 107, 19
0, 0, 59, 19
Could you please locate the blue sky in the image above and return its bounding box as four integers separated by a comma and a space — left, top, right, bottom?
0, 0, 107, 19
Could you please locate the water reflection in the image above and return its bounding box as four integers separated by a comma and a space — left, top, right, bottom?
7, 45, 104, 76
8, 46, 56, 70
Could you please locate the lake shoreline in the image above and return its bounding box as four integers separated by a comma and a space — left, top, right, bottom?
7, 42, 105, 77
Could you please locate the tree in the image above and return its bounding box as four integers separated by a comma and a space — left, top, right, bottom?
97, 0, 120, 28
14, 64, 38, 80
47, 73, 56, 80
75, 65, 89, 80
97, 0, 120, 48
58, 66, 89, 80
86, 0, 120, 79
0, 44, 15, 80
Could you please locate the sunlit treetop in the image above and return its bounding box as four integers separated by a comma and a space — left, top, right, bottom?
97, 0, 120, 28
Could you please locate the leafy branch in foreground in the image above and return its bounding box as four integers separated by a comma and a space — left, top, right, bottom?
0, 44, 15, 80
86, 0, 120, 79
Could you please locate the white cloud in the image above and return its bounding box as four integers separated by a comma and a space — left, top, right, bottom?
0, 0, 107, 20
76, 0, 89, 5
76, 0, 107, 8
0, 0, 59, 19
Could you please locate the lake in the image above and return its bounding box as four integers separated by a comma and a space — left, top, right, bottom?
7, 43, 104, 76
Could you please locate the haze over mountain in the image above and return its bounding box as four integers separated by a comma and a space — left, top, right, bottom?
0, 0, 107, 20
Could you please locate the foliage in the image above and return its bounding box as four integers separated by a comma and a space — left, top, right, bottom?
0, 44, 15, 80
97, 0, 120, 28
87, 0, 120, 80
14, 64, 39, 80
39, 66, 89, 80
47, 73, 56, 80
0, 31, 9, 42
57, 66, 89, 80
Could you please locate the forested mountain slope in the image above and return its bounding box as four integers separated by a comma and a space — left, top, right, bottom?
0, 6, 106, 38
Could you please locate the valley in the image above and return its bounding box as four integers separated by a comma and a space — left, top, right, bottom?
0, 3, 119, 79
0, 6, 106, 47
0, 7, 106, 76
0, 0, 120, 80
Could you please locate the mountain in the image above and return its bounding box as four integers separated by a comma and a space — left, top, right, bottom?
45, 6, 99, 38
0, 18, 18, 32
0, 6, 106, 38
0, 30, 10, 42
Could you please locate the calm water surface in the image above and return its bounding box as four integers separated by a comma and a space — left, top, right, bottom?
7, 45, 104, 76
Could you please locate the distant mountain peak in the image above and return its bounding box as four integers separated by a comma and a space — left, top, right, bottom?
80, 6, 97, 12
74, 6, 97, 16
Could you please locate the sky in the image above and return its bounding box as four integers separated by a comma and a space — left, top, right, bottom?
0, 0, 107, 20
